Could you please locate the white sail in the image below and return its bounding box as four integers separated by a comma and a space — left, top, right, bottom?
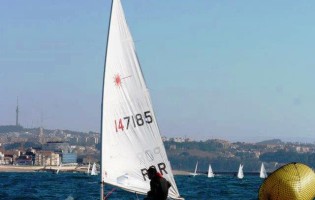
190, 161, 199, 177
101, 0, 183, 199
207, 164, 214, 178
56, 162, 62, 174
194, 161, 198, 174
91, 162, 98, 176
259, 163, 267, 178
237, 164, 244, 179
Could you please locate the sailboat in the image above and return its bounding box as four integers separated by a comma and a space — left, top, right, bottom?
237, 164, 244, 179
100, 0, 183, 199
207, 164, 214, 178
56, 162, 62, 174
190, 161, 199, 177
91, 162, 98, 176
259, 162, 267, 178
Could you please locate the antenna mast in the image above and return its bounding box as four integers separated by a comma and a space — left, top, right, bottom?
16, 97, 19, 126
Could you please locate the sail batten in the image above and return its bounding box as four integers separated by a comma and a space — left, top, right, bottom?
101, 0, 183, 199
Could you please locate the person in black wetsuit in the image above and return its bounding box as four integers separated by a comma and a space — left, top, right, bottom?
144, 166, 171, 200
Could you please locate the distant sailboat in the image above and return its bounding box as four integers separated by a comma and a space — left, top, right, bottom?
259, 163, 267, 178
100, 0, 183, 199
190, 161, 199, 177
237, 164, 244, 179
56, 162, 62, 174
91, 162, 97, 176
207, 164, 214, 178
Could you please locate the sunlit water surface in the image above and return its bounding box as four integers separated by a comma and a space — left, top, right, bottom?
0, 172, 265, 200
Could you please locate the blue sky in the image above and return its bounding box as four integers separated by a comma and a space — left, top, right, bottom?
1, 0, 315, 142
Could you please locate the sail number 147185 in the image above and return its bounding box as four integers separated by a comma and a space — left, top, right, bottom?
114, 111, 153, 132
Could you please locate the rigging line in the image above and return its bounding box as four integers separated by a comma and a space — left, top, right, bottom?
101, 0, 114, 198
104, 188, 116, 200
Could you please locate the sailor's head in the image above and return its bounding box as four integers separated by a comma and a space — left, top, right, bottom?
148, 166, 157, 179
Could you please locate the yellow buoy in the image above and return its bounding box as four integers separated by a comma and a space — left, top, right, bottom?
259, 162, 315, 200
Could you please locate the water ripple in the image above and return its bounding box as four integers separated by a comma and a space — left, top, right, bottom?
0, 172, 269, 200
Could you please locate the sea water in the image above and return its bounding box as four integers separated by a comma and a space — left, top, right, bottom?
0, 172, 264, 200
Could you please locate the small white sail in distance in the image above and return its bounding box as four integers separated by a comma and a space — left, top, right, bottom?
91, 162, 98, 176
190, 161, 199, 177
101, 0, 183, 199
237, 164, 244, 179
56, 162, 62, 174
260, 163, 267, 178
207, 164, 214, 178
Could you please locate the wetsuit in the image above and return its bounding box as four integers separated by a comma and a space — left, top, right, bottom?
146, 172, 171, 200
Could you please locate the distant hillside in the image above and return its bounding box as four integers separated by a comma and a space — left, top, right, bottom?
0, 125, 23, 133
0, 126, 98, 137
256, 139, 283, 145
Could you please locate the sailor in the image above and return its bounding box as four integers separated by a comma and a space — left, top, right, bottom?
144, 166, 171, 200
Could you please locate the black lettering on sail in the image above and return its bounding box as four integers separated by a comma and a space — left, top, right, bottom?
141, 168, 148, 181
140, 163, 168, 181
158, 163, 168, 175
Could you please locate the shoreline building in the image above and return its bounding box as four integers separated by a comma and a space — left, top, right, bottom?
43, 141, 77, 165
34, 151, 60, 166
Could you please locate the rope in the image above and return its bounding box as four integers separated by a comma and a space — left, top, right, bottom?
104, 188, 116, 200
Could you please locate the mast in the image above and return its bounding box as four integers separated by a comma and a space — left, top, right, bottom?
101, 0, 114, 199
16, 97, 19, 126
